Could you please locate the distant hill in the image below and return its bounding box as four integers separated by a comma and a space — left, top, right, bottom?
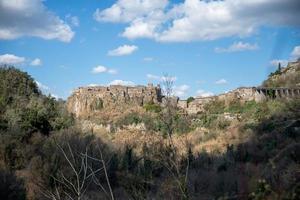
262, 60, 300, 87
0, 66, 73, 134
0, 66, 40, 107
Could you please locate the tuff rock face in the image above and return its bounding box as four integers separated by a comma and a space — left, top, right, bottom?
263, 61, 300, 87
67, 84, 162, 118
67, 62, 300, 118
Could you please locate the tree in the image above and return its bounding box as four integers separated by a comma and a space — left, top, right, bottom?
39, 136, 114, 200
160, 74, 178, 138
187, 97, 195, 104
278, 62, 282, 72
159, 75, 190, 199
0, 170, 26, 200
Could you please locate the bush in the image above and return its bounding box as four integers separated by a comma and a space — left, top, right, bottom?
143, 103, 161, 113
187, 97, 195, 104
0, 169, 26, 200
204, 100, 226, 114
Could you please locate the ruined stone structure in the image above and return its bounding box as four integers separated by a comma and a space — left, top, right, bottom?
67, 84, 162, 117
67, 84, 300, 117
179, 87, 300, 114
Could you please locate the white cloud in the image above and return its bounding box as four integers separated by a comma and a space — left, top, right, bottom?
95, 0, 300, 42
108, 45, 138, 56
30, 58, 42, 66
35, 81, 61, 99
270, 59, 288, 67
50, 94, 60, 99
147, 74, 177, 84
94, 0, 168, 23
107, 69, 118, 74
0, 54, 25, 65
215, 42, 258, 53
35, 81, 49, 91
92, 65, 117, 74
196, 90, 214, 98
173, 84, 190, 97
109, 80, 135, 86
0, 0, 74, 42
161, 75, 177, 82
92, 66, 107, 73
215, 79, 228, 85
291, 45, 300, 59
66, 15, 80, 27
146, 73, 160, 80
270, 45, 300, 67
88, 83, 100, 87
143, 57, 154, 62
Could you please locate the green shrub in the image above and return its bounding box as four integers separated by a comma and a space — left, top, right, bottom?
143, 103, 161, 113
115, 112, 143, 128
187, 97, 195, 104
204, 100, 226, 114
0, 169, 26, 200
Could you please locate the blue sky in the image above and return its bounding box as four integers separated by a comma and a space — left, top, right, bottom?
0, 0, 300, 99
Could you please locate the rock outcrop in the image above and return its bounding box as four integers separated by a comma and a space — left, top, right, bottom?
262, 61, 300, 87
67, 84, 162, 117
67, 61, 300, 117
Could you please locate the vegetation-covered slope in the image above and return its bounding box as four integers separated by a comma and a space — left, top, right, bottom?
0, 66, 299, 200
262, 61, 300, 87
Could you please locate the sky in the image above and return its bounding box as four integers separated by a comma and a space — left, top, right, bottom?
0, 0, 300, 99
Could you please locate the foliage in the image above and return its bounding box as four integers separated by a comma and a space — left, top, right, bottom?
186, 97, 195, 104
263, 61, 300, 87
0, 169, 26, 200
0, 66, 74, 135
143, 102, 162, 113
0, 66, 299, 199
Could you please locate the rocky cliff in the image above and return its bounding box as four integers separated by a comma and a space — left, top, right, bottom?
67, 84, 162, 118
67, 61, 300, 117
263, 61, 300, 87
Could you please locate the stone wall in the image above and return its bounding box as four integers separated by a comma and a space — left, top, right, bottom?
67, 83, 300, 118
181, 87, 300, 114
67, 84, 162, 117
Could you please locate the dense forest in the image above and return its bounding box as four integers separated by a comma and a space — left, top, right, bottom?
0, 66, 299, 200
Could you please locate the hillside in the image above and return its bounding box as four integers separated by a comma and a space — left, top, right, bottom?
263, 61, 300, 87
0, 65, 299, 200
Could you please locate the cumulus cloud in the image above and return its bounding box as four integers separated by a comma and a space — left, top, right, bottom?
173, 84, 189, 97
146, 74, 177, 82
215, 79, 228, 85
291, 45, 300, 59
88, 83, 101, 87
94, 0, 300, 42
35, 81, 49, 91
66, 14, 80, 27
35, 81, 61, 99
215, 42, 258, 53
270, 45, 300, 67
143, 57, 154, 62
0, 0, 74, 42
147, 74, 160, 80
0, 54, 25, 65
92, 65, 117, 74
30, 58, 42, 66
196, 90, 214, 98
270, 59, 289, 67
109, 80, 135, 86
94, 0, 168, 23
108, 45, 138, 56
161, 75, 177, 82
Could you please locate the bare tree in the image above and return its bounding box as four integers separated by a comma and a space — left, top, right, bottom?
159, 74, 190, 200
41, 141, 114, 200
160, 74, 178, 139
